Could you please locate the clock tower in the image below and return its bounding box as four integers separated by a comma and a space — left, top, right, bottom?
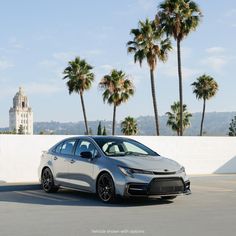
9, 87, 33, 134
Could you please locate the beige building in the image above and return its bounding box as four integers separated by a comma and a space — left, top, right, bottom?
9, 87, 33, 134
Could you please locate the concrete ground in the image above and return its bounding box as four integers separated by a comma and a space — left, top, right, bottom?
0, 175, 235, 236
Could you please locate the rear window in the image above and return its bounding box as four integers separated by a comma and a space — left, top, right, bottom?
52, 139, 77, 155
53, 142, 63, 154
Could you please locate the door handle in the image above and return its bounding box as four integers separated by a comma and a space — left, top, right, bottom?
54, 156, 58, 160
70, 159, 75, 164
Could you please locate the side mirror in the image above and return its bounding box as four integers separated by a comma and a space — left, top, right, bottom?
80, 151, 93, 159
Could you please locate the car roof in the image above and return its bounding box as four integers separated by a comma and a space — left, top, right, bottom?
90, 135, 124, 139
82, 135, 135, 142
56, 135, 132, 142
90, 136, 132, 141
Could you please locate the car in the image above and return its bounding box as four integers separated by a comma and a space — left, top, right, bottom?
38, 136, 191, 203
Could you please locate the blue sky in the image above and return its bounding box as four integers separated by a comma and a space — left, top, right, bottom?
0, 0, 236, 127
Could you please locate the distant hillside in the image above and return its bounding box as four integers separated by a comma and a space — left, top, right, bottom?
31, 112, 236, 136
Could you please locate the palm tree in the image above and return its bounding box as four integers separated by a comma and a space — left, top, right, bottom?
99, 69, 134, 135
127, 18, 172, 136
158, 0, 202, 136
121, 116, 138, 135
63, 57, 94, 135
191, 74, 218, 136
166, 101, 192, 135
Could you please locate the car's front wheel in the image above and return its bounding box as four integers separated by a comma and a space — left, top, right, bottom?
97, 173, 116, 203
41, 168, 59, 193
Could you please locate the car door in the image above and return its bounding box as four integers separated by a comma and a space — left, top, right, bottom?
67, 138, 98, 192
51, 139, 77, 185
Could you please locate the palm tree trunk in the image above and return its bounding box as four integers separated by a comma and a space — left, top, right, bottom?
150, 69, 160, 135
200, 99, 206, 136
177, 39, 183, 136
112, 105, 117, 135
80, 92, 89, 135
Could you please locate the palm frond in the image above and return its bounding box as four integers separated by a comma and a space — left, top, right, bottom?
191, 74, 218, 100
127, 18, 172, 70
99, 69, 135, 107
63, 57, 95, 94
158, 0, 202, 41
166, 101, 192, 135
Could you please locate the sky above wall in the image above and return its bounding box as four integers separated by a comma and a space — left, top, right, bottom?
0, 0, 236, 127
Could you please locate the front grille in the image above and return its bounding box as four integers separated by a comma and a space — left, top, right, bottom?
148, 178, 184, 195
153, 171, 176, 175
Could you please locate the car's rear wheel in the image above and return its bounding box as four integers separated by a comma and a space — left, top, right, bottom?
41, 168, 59, 193
97, 173, 116, 203
161, 196, 177, 200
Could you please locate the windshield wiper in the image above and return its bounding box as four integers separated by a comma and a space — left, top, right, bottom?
105, 152, 126, 156
105, 151, 149, 157
124, 151, 148, 156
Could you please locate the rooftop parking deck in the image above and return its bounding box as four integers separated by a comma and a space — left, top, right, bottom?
0, 175, 235, 236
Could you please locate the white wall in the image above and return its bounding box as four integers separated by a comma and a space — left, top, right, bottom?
0, 135, 236, 183
132, 136, 236, 175
0, 135, 68, 183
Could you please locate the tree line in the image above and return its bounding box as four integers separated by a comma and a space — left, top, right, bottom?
61, 0, 222, 136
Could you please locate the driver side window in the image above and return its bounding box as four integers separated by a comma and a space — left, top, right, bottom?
75, 140, 98, 158
102, 142, 125, 155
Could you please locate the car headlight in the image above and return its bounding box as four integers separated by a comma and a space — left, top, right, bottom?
176, 166, 186, 174
118, 166, 153, 177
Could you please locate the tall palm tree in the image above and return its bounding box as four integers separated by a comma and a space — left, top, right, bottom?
191, 74, 218, 136
166, 101, 192, 135
99, 69, 134, 135
127, 18, 172, 136
121, 116, 138, 135
158, 0, 202, 136
63, 57, 94, 135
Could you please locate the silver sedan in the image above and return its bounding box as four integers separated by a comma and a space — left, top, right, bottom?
38, 136, 191, 203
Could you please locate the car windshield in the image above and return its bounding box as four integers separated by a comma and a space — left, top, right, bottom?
93, 138, 159, 157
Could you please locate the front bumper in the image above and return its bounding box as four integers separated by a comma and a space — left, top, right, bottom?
124, 177, 191, 197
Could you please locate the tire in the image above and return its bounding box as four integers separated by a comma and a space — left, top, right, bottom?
97, 173, 116, 203
41, 168, 59, 193
161, 196, 177, 200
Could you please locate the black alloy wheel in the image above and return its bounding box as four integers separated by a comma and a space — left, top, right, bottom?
97, 173, 116, 203
41, 168, 59, 193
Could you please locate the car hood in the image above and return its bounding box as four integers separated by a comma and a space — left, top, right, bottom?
109, 155, 181, 172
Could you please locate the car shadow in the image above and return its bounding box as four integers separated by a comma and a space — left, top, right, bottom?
0, 184, 174, 207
